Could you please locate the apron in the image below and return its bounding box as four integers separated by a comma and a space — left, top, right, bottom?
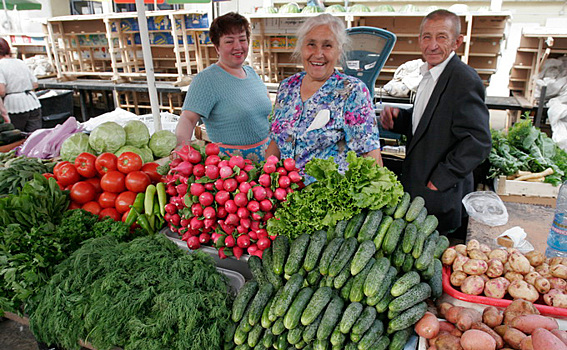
217, 137, 269, 163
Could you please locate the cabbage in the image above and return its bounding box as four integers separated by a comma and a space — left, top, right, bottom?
123, 120, 150, 148
257, 6, 278, 13
89, 122, 126, 154
140, 145, 155, 164
325, 4, 345, 12
149, 130, 177, 158
399, 4, 418, 13
302, 5, 322, 13
60, 132, 94, 162
348, 4, 371, 12
115, 145, 153, 164
279, 2, 300, 13
374, 5, 395, 12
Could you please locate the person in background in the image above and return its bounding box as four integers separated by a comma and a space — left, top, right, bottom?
380, 9, 491, 239
265, 14, 382, 180
0, 38, 42, 132
176, 12, 272, 162
1, 97, 8, 123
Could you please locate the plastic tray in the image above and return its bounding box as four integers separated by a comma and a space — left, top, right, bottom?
442, 265, 567, 319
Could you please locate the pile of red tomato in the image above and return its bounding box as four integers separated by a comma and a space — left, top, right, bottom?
48, 152, 163, 222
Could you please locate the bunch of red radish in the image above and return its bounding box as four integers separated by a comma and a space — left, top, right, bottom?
163, 143, 303, 259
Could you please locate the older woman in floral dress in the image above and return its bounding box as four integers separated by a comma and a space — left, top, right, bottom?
265, 14, 382, 181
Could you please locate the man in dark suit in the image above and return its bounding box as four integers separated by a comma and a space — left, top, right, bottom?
380, 9, 492, 239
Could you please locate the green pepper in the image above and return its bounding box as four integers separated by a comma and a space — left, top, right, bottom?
137, 214, 153, 234
156, 182, 167, 217
125, 192, 145, 227
144, 184, 156, 215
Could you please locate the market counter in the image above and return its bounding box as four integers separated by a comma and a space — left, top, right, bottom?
467, 201, 555, 252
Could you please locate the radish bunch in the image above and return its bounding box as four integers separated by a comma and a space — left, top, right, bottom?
163, 143, 303, 259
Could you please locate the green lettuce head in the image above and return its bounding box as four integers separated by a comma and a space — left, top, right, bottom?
124, 120, 150, 148
149, 130, 177, 158
60, 132, 94, 162
89, 122, 126, 154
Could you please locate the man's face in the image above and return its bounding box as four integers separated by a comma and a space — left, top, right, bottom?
419, 17, 463, 68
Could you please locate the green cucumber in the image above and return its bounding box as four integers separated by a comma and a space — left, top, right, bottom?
330, 326, 346, 346
341, 278, 354, 300
327, 225, 336, 242
388, 309, 401, 320
405, 196, 425, 222
388, 282, 431, 313
363, 257, 390, 298
302, 313, 323, 343
306, 269, 322, 287
349, 258, 375, 302
262, 247, 283, 289
329, 237, 358, 277
247, 323, 264, 348
319, 237, 344, 276
339, 302, 364, 334
373, 267, 397, 308
261, 328, 274, 348
284, 287, 314, 330
383, 204, 396, 216
274, 273, 304, 317
344, 211, 367, 239
390, 271, 420, 297
413, 207, 428, 228
269, 286, 285, 322
415, 231, 439, 271
420, 215, 439, 237
351, 306, 377, 335
401, 223, 417, 254
421, 259, 435, 280
248, 255, 269, 287
276, 332, 287, 349
324, 274, 335, 288
391, 243, 406, 269
303, 230, 327, 272
225, 322, 237, 343
344, 342, 358, 350
428, 259, 443, 299
287, 324, 304, 344
350, 332, 362, 343
370, 335, 390, 350
350, 240, 376, 276
373, 216, 393, 251
316, 295, 344, 340
357, 210, 383, 242
271, 318, 286, 335
334, 221, 348, 239
312, 339, 328, 350
401, 254, 415, 273
272, 236, 290, 275
387, 301, 427, 333
234, 322, 248, 345
249, 283, 275, 326
285, 233, 310, 276
382, 218, 406, 255
333, 258, 353, 289
261, 297, 274, 329
357, 320, 384, 350
374, 293, 394, 313
388, 328, 413, 350
232, 280, 258, 322
301, 286, 333, 326
434, 235, 450, 259
393, 192, 411, 219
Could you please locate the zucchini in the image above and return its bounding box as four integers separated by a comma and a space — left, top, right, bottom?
301, 286, 333, 326
261, 297, 274, 329
232, 280, 258, 322
249, 283, 275, 326
285, 233, 310, 276
272, 236, 290, 275
357, 210, 383, 242
363, 257, 390, 298
415, 231, 439, 271
433, 235, 450, 259
428, 259, 443, 299
303, 230, 327, 272
262, 247, 283, 289
350, 240, 376, 276
388, 328, 413, 350
330, 326, 346, 346
351, 306, 377, 335
333, 258, 353, 289
339, 302, 364, 334
341, 278, 354, 300
405, 196, 425, 222
401, 254, 415, 273
334, 220, 348, 239
387, 301, 427, 333
401, 223, 417, 254
287, 324, 304, 345
374, 292, 394, 314
391, 243, 406, 269
344, 211, 367, 239
302, 313, 323, 343
357, 320, 384, 350
247, 323, 264, 348
421, 215, 439, 237
373, 216, 393, 251
413, 207, 428, 228
316, 295, 345, 340
248, 255, 269, 287
261, 329, 274, 348
274, 273, 304, 317
271, 318, 286, 335
390, 271, 420, 297
306, 269, 322, 287
350, 258, 375, 303
329, 237, 358, 277
388, 283, 431, 313
370, 335, 390, 350
319, 237, 344, 276
393, 192, 411, 219
284, 287, 314, 330
382, 218, 406, 255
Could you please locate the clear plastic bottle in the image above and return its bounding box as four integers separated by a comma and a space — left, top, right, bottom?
546, 181, 567, 257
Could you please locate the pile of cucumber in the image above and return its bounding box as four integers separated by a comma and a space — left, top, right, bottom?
228, 192, 450, 350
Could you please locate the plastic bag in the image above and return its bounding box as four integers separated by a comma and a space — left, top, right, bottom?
462, 191, 508, 226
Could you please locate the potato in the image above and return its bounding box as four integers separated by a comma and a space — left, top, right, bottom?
453, 255, 470, 272
550, 257, 563, 267
468, 249, 489, 261
446, 306, 465, 324
455, 244, 467, 256
485, 277, 509, 299
536, 263, 552, 278
551, 264, 567, 279
456, 308, 482, 332
524, 272, 541, 285
508, 280, 539, 302
461, 275, 485, 296
489, 249, 509, 264
487, 259, 505, 278
504, 299, 540, 325
511, 315, 559, 334
480, 243, 492, 255
552, 292, 567, 308
471, 321, 505, 349
483, 306, 504, 328
508, 247, 520, 255
503, 327, 527, 349
451, 271, 468, 287
463, 259, 489, 275
504, 262, 512, 274
532, 328, 567, 350
416, 312, 441, 339
529, 266, 536, 273
505, 271, 525, 282
548, 277, 567, 291
509, 251, 531, 275
495, 325, 510, 337
550, 329, 567, 346
524, 251, 545, 267
438, 302, 454, 318
436, 333, 464, 350
480, 274, 490, 283
440, 321, 457, 333
520, 335, 533, 350
562, 257, 567, 266
544, 289, 565, 306
467, 239, 481, 252
461, 329, 496, 350
535, 277, 551, 294
442, 248, 459, 266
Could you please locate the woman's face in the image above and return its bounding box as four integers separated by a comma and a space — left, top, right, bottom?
301, 25, 340, 82
216, 30, 249, 69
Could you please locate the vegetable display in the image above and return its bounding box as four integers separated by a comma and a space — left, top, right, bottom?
0, 151, 56, 195
229, 190, 444, 349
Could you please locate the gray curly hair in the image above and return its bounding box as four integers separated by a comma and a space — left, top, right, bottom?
292, 14, 350, 65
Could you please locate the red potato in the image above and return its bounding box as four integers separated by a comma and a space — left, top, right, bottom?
520, 336, 533, 350
503, 299, 540, 325
453, 255, 470, 272
461, 329, 496, 350
503, 327, 527, 349
483, 306, 504, 328
438, 302, 454, 318
511, 315, 559, 334
439, 321, 457, 333
456, 308, 482, 332
429, 330, 449, 348
471, 321, 505, 349
436, 333, 464, 350
451, 271, 468, 287
446, 306, 465, 324
532, 328, 567, 350
416, 312, 441, 339
551, 329, 567, 346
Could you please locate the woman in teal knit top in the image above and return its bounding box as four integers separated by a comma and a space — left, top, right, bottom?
177, 12, 272, 161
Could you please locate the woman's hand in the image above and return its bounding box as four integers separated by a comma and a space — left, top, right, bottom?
265, 140, 281, 159
365, 149, 383, 167
380, 105, 399, 130
176, 110, 201, 146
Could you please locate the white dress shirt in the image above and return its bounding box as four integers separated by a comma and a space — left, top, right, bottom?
412, 51, 455, 135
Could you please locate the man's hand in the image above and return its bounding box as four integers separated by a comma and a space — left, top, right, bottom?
380, 105, 399, 130
427, 181, 438, 191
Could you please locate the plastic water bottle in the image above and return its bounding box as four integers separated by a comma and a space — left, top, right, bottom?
546, 181, 567, 257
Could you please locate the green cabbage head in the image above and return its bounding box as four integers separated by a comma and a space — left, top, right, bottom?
280, 2, 300, 13
149, 130, 177, 158
89, 122, 126, 154
60, 132, 94, 162
115, 145, 153, 164
124, 120, 150, 148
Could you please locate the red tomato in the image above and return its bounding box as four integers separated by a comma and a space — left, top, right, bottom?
117, 152, 143, 174
98, 191, 118, 208
82, 201, 101, 215
42, 173, 56, 179
85, 177, 102, 193
115, 191, 137, 213
100, 171, 126, 193
95, 153, 118, 176
74, 152, 97, 178
125, 171, 151, 193
70, 181, 97, 204
53, 161, 71, 178
55, 163, 81, 187
100, 208, 121, 221
68, 201, 82, 210
141, 162, 163, 183
122, 210, 130, 222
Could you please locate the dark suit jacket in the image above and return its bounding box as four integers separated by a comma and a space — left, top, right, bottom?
391, 55, 492, 232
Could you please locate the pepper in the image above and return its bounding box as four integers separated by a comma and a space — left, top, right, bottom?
144, 184, 156, 216
156, 182, 167, 217
136, 214, 153, 234
125, 192, 145, 227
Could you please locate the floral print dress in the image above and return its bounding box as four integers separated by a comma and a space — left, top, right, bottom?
270, 70, 381, 181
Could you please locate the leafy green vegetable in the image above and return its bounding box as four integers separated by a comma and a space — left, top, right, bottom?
0, 156, 55, 196
89, 121, 126, 154
268, 152, 403, 239
123, 120, 150, 148
149, 130, 177, 158
60, 132, 94, 162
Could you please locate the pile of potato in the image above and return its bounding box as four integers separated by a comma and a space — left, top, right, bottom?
442, 239, 567, 308
415, 299, 567, 350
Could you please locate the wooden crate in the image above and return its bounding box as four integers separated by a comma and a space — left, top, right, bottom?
494, 175, 559, 207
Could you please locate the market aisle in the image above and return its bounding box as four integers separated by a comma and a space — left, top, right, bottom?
0, 319, 39, 350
